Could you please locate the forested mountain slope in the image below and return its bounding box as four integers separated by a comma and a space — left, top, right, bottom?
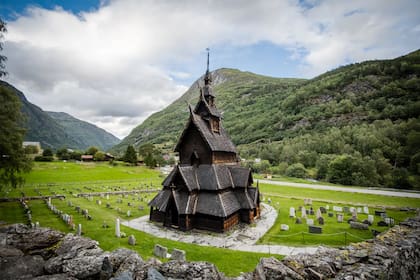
113, 50, 420, 188
0, 81, 120, 150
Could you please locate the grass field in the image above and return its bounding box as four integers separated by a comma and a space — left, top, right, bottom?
0, 161, 419, 276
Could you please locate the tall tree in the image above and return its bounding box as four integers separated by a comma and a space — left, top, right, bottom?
0, 18, 31, 189
123, 145, 137, 165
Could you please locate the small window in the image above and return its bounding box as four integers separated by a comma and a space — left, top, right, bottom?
212, 119, 220, 133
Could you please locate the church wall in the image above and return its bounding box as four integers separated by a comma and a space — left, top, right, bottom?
212, 152, 237, 164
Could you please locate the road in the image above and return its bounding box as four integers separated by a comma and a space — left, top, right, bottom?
258, 179, 420, 199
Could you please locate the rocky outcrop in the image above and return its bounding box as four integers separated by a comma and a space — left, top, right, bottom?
251, 215, 420, 280
0, 215, 419, 279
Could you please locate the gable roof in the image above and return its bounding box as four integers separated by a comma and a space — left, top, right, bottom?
174, 106, 236, 153
163, 164, 252, 191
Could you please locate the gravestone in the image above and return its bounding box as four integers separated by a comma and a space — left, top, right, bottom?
87, 215, 92, 220
96, 200, 102, 205
170, 249, 186, 261
337, 213, 344, 223
75, 206, 81, 213
357, 207, 362, 213
326, 205, 330, 210
301, 207, 307, 218
77, 224, 82, 236
308, 225, 322, 234
350, 221, 369, 230
363, 206, 369, 214
106, 203, 111, 208
304, 198, 312, 205
138, 205, 144, 211
320, 207, 327, 214
289, 207, 296, 218
343, 207, 350, 213
309, 208, 314, 215
371, 229, 380, 237
306, 218, 314, 226
318, 217, 324, 225
377, 220, 388, 227
328, 212, 334, 217
280, 224, 289, 231
35, 221, 40, 228
333, 206, 342, 212
380, 212, 387, 219
153, 244, 168, 258
128, 202, 131, 207
128, 235, 136, 245
352, 211, 357, 220
295, 218, 302, 224
106, 194, 110, 200
298, 206, 302, 211
316, 209, 322, 219
368, 215, 374, 224
67, 201, 73, 207
385, 217, 394, 226
115, 218, 121, 237
375, 210, 386, 216
349, 207, 355, 213
127, 210, 131, 217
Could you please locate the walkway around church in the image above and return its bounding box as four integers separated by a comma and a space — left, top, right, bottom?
122, 203, 320, 256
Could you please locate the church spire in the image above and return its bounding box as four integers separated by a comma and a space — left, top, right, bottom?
204, 48, 212, 85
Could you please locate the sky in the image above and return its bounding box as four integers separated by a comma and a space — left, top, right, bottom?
1, 0, 419, 139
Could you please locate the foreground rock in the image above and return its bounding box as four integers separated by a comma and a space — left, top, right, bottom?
0, 214, 419, 279
249, 215, 420, 280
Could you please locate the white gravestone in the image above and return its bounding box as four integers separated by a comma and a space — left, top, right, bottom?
77, 224, 82, 236
289, 207, 296, 218
368, 215, 374, 224
301, 207, 307, 218
306, 219, 314, 226
280, 224, 289, 231
115, 218, 121, 238
316, 209, 322, 219
363, 206, 369, 214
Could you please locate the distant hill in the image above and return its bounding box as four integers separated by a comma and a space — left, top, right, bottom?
111, 50, 420, 188
0, 81, 120, 151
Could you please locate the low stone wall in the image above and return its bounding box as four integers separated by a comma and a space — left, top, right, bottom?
0, 214, 419, 279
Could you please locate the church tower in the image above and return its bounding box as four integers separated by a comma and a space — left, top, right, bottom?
149, 51, 260, 232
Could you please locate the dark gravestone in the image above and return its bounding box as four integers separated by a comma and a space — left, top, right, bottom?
362, 219, 371, 225
308, 225, 322, 234
343, 207, 350, 213
306, 210, 309, 215
309, 209, 315, 215
320, 207, 327, 214
371, 229, 380, 237
295, 218, 302, 224
318, 217, 324, 225
328, 212, 334, 217
375, 210, 386, 216
377, 220, 388, 227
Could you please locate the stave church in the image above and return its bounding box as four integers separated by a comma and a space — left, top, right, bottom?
149, 53, 260, 232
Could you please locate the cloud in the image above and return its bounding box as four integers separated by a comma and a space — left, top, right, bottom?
3, 0, 419, 138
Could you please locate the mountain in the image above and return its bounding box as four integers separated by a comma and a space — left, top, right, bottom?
111, 50, 420, 188
46, 111, 120, 150
0, 81, 120, 151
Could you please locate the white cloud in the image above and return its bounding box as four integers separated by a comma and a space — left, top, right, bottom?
3, 0, 419, 138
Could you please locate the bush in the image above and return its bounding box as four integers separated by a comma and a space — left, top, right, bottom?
34, 156, 53, 162
285, 163, 308, 178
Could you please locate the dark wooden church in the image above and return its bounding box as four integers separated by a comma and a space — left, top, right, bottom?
149, 54, 260, 232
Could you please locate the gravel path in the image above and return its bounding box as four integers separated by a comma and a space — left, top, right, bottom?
122, 203, 320, 256
259, 179, 420, 199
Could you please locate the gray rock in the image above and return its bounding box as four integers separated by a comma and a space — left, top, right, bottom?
159, 261, 222, 280
110, 271, 133, 280
33, 274, 78, 280
100, 256, 113, 280
147, 267, 166, 280
254, 257, 304, 280
62, 254, 104, 279
0, 254, 45, 280
114, 252, 143, 277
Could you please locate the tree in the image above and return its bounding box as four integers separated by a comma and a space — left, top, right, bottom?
24, 145, 39, 155
0, 18, 6, 77
86, 146, 99, 156
0, 87, 32, 188
94, 151, 105, 161
285, 163, 308, 178
123, 145, 137, 165
56, 148, 70, 160
43, 148, 53, 157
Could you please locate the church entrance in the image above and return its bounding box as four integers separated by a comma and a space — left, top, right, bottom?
164, 195, 179, 228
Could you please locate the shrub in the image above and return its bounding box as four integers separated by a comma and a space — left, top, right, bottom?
285, 163, 307, 178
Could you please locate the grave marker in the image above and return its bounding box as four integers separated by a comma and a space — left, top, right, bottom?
128, 235, 136, 245
308, 225, 322, 234
77, 224, 82, 236
115, 218, 121, 237
306, 218, 314, 226
280, 224, 289, 231
337, 213, 344, 223
170, 249, 186, 261
289, 207, 296, 218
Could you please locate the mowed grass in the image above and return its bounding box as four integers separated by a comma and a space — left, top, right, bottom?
0, 162, 274, 276
1, 162, 419, 275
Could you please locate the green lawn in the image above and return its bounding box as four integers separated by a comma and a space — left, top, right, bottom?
1, 161, 419, 276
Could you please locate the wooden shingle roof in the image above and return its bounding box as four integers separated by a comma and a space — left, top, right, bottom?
174, 106, 236, 153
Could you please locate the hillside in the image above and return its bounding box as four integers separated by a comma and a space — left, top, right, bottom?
47, 111, 120, 150
112, 50, 420, 188
0, 81, 120, 150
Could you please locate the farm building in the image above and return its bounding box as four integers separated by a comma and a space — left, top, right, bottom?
149, 56, 260, 232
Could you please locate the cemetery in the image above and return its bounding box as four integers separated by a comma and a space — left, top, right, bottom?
0, 161, 419, 276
